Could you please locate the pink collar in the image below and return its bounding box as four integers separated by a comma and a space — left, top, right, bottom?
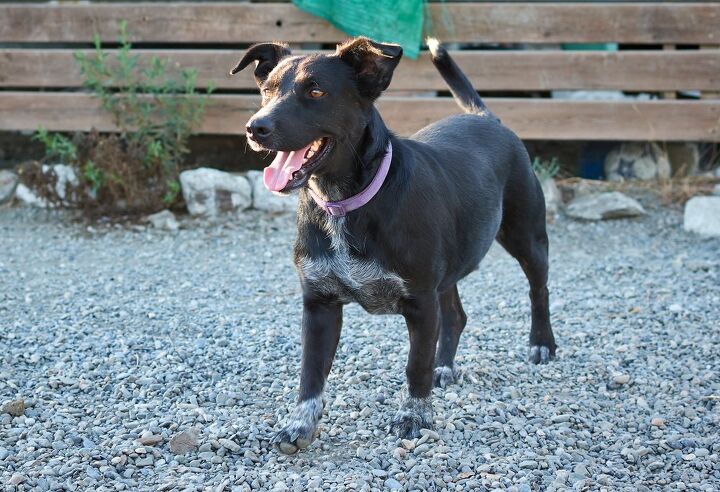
307, 142, 393, 217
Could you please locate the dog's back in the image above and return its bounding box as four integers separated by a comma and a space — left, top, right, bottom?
407, 38, 533, 202
413, 38, 537, 203
401, 39, 544, 286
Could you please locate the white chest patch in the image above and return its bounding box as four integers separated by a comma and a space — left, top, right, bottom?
298, 217, 408, 314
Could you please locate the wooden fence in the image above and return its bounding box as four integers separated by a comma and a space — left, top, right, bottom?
1, 2, 719, 141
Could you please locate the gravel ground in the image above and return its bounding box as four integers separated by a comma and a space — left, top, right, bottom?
1, 203, 719, 492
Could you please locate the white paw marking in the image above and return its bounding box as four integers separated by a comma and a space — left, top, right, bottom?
274, 395, 323, 451
390, 395, 434, 438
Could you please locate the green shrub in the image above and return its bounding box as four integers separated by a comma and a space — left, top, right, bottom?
22, 22, 213, 216
532, 156, 560, 182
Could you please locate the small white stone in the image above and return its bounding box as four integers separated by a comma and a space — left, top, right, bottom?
400, 439, 415, 450
384, 478, 403, 491
613, 374, 630, 385
9, 473, 26, 486
650, 417, 665, 427
218, 438, 240, 453
146, 210, 179, 231
419, 428, 440, 441
684, 196, 720, 237
138, 433, 163, 446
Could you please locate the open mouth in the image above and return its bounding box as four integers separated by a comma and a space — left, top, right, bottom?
263, 137, 333, 193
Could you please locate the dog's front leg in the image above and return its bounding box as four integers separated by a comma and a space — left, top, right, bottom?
272, 297, 342, 454
391, 293, 440, 438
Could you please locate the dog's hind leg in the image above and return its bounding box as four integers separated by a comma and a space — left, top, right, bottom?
433, 284, 467, 388
496, 187, 557, 364
390, 292, 440, 438
272, 297, 342, 454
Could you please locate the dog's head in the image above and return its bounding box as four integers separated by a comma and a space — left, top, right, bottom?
231, 37, 402, 193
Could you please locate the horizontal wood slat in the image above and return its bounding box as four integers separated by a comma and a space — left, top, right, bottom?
0, 3, 341, 43
425, 3, 719, 44
1, 92, 718, 141
2, 48, 719, 92
0, 3, 717, 44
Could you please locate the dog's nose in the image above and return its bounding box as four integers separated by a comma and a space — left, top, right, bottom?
246, 118, 274, 139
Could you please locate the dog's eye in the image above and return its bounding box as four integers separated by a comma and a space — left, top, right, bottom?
262, 88, 272, 97
308, 88, 326, 99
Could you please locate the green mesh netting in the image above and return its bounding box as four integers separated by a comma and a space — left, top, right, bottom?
293, 0, 424, 59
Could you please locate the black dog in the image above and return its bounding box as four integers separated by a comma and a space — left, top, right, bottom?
232, 37, 556, 454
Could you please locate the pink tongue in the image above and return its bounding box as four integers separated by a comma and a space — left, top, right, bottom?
263, 143, 313, 192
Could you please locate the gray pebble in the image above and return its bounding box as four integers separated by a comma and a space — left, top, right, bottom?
384, 477, 403, 490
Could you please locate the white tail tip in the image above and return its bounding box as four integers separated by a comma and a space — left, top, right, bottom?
426, 37, 441, 56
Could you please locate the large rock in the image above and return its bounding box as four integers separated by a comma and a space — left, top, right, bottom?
604, 143, 671, 182
179, 168, 251, 216
539, 177, 562, 222
684, 196, 720, 237
246, 170, 298, 213
0, 170, 18, 204
566, 192, 646, 220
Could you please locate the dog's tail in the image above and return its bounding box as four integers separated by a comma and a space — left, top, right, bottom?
427, 37, 496, 119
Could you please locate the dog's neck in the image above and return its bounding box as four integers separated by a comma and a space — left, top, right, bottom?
308, 107, 391, 203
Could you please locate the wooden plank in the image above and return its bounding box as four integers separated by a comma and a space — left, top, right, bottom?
0, 3, 717, 44
701, 46, 720, 99
1, 92, 719, 141
0, 3, 344, 43
661, 45, 677, 99
425, 3, 720, 44
3, 49, 720, 92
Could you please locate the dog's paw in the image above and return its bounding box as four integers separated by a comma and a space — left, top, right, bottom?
389, 397, 433, 439
271, 421, 317, 455
271, 396, 323, 455
528, 344, 555, 365
433, 365, 461, 389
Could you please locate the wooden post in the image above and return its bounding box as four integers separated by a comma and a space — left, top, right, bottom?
662, 45, 677, 100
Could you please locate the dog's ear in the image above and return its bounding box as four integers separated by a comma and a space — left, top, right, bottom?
335, 37, 403, 100
230, 43, 292, 86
